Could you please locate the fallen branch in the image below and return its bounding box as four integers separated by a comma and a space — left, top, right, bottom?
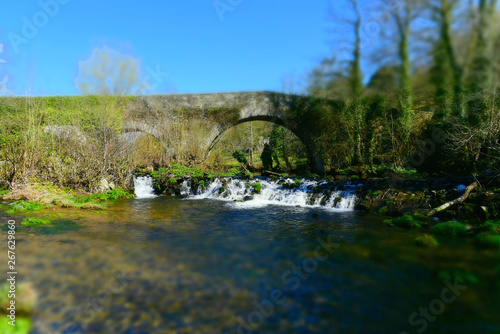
427, 182, 478, 217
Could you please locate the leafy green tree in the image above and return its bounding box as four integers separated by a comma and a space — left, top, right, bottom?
232, 149, 248, 166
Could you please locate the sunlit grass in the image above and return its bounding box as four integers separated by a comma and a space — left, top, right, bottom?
5, 201, 46, 214
21, 218, 52, 226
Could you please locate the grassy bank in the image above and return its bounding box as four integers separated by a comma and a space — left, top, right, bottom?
0, 183, 135, 214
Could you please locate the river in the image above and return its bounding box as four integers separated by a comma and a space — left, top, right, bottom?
1, 177, 499, 333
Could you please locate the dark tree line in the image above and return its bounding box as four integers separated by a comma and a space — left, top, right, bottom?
306, 0, 500, 174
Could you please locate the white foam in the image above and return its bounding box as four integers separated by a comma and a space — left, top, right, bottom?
133, 176, 157, 199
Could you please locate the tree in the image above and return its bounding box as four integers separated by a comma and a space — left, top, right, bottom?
465, 0, 499, 125
74, 46, 148, 95
328, 0, 365, 164
430, 0, 464, 119
389, 0, 420, 143
232, 149, 248, 166
260, 143, 273, 171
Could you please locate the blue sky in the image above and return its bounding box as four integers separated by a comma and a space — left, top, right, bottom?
0, 0, 335, 96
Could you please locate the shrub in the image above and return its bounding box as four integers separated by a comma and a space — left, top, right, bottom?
431, 221, 468, 236
105, 189, 135, 200
474, 233, 500, 249
21, 218, 52, 226
414, 234, 439, 248
232, 150, 248, 165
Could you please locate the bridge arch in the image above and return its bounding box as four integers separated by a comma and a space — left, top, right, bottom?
122, 92, 327, 174
121, 120, 162, 140
204, 115, 325, 173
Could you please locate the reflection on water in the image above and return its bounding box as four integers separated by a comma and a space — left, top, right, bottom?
1, 197, 500, 333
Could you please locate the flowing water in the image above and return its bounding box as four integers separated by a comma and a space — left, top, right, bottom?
1, 177, 499, 334
183, 177, 358, 210
133, 176, 157, 199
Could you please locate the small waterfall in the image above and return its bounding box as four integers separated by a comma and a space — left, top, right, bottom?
180, 180, 192, 196
133, 176, 157, 199
190, 177, 358, 211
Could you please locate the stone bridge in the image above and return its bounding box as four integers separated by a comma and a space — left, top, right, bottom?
122, 91, 328, 173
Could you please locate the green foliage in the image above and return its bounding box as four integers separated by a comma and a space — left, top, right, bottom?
438, 269, 479, 285
0, 281, 34, 334
198, 180, 205, 187
105, 189, 135, 200
21, 218, 52, 226
6, 201, 46, 214
0, 189, 11, 196
385, 215, 422, 229
474, 233, 500, 249
52, 189, 132, 210
431, 221, 468, 237
313, 185, 323, 194
414, 234, 439, 248
168, 178, 177, 184
232, 150, 248, 165
478, 220, 500, 234
0, 316, 31, 334
253, 183, 262, 193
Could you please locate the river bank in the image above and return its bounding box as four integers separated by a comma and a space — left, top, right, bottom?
146, 166, 500, 223
2, 167, 499, 224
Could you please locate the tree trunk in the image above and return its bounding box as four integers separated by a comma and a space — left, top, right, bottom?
427, 182, 477, 217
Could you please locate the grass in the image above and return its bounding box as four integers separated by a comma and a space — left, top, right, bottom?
0, 317, 31, 334
414, 234, 439, 248
53, 189, 133, 210
1, 187, 133, 214
384, 215, 422, 229
5, 201, 46, 214
474, 233, 500, 249
21, 218, 52, 226
0, 189, 11, 196
431, 221, 468, 237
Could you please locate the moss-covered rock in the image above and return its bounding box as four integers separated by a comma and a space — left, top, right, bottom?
431, 221, 468, 237
414, 234, 439, 248
474, 233, 500, 249
384, 215, 422, 229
